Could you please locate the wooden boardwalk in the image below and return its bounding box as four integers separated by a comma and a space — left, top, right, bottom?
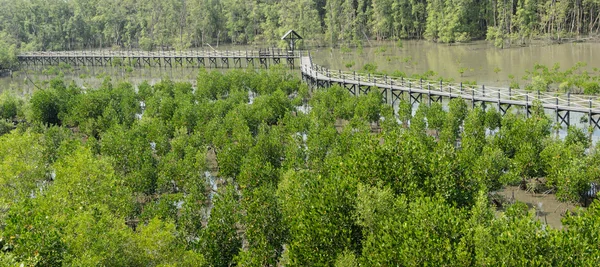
13, 49, 600, 129
300, 56, 600, 130
18, 49, 301, 69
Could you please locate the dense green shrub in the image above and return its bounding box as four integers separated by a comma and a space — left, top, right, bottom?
3, 69, 600, 265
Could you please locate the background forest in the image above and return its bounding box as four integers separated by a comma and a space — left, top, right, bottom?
0, 0, 599, 52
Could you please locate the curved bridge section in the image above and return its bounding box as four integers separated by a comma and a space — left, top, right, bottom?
18, 50, 300, 69
300, 55, 600, 130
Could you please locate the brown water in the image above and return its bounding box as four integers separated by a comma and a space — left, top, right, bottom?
2, 41, 600, 94
0, 65, 201, 96
310, 40, 600, 87
496, 186, 578, 229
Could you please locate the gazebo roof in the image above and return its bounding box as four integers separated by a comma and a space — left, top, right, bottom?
281, 30, 302, 40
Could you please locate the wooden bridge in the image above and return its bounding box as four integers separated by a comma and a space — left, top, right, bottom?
300, 55, 600, 130
14, 49, 600, 130
18, 49, 300, 69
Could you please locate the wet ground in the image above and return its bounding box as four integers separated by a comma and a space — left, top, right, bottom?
495, 185, 579, 229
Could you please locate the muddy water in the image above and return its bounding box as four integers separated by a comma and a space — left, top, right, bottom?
496, 186, 578, 229
311, 40, 600, 87
0, 65, 202, 96
3, 41, 600, 93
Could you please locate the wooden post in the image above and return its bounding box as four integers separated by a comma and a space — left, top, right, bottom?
428, 84, 431, 106
408, 81, 412, 102
555, 97, 559, 125
589, 98, 593, 128
526, 93, 529, 118
498, 91, 501, 113
471, 87, 475, 109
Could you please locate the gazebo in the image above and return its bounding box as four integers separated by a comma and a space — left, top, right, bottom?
281, 30, 302, 52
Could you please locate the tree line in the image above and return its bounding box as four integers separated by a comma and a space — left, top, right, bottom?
0, 0, 598, 53
1, 67, 600, 265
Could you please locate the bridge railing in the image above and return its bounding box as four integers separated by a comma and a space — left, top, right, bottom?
19, 50, 303, 58
303, 62, 600, 113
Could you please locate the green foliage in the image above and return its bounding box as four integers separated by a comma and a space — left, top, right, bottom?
236, 185, 287, 266
334, 250, 358, 267
565, 126, 590, 149
583, 81, 600, 95
519, 63, 600, 94
0, 32, 18, 68
0, 92, 21, 120
197, 184, 241, 267
484, 108, 502, 130
0, 0, 597, 51
30, 89, 60, 125
0, 131, 46, 207
357, 184, 468, 265
354, 90, 383, 123
3, 68, 600, 265
278, 170, 358, 266
0, 119, 13, 135
361, 63, 378, 74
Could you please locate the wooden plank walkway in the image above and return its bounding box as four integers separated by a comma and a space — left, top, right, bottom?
300, 56, 600, 129
12, 50, 600, 129
18, 50, 301, 69
19, 50, 301, 58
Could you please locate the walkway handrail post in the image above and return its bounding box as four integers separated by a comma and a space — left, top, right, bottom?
568, 92, 571, 106
590, 98, 593, 128
420, 79, 423, 89
482, 85, 485, 97
526, 93, 530, 118
440, 80, 442, 91
428, 83, 431, 106
509, 87, 512, 99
